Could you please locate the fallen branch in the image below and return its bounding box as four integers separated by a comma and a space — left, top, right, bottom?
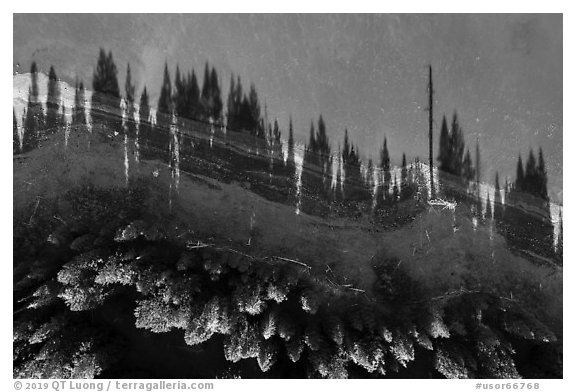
428, 198, 457, 211
325, 277, 366, 294
224, 247, 256, 260
408, 288, 522, 305
427, 288, 482, 302
271, 256, 311, 269
186, 241, 214, 249
519, 249, 561, 271
27, 198, 41, 226
53, 215, 67, 225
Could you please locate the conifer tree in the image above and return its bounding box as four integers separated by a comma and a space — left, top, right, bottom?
138, 87, 151, 153
124, 63, 136, 137
235, 75, 243, 117
494, 172, 504, 222
316, 116, 329, 158
210, 67, 223, 123
515, 155, 524, 192
269, 118, 283, 176
226, 74, 237, 130
341, 129, 365, 201
173, 65, 194, 124
537, 147, 549, 201
196, 63, 222, 123
462, 149, 474, 183
200, 63, 211, 120
45, 65, 61, 135
301, 122, 319, 209
448, 112, 465, 177
158, 62, 172, 118
524, 149, 538, 196
266, 113, 273, 143
173, 65, 182, 112
248, 83, 261, 135
275, 120, 282, 144
401, 153, 408, 199
229, 75, 244, 131
153, 62, 173, 159
239, 95, 252, 132
72, 81, 87, 128
485, 193, 492, 221
22, 62, 44, 152
91, 49, 121, 132
187, 70, 201, 121
342, 129, 351, 164
380, 138, 391, 202
317, 116, 332, 197
475, 139, 481, 185
437, 115, 450, 173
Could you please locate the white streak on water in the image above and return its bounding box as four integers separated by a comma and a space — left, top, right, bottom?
134, 107, 141, 163
169, 181, 173, 213
331, 155, 339, 190
124, 133, 129, 186
168, 119, 174, 211
489, 220, 494, 243
120, 98, 127, 130
135, 126, 140, 164
477, 179, 561, 246
282, 138, 288, 163
210, 117, 214, 148
173, 123, 180, 191
64, 123, 69, 149
294, 143, 304, 215
250, 208, 256, 231
84, 93, 93, 136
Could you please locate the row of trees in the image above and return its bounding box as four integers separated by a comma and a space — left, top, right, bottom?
13, 49, 561, 262
11, 50, 452, 213
157, 62, 223, 126
14, 49, 419, 214
435, 111, 560, 263
15, 63, 66, 153
226, 74, 263, 135
297, 115, 425, 219
494, 149, 559, 263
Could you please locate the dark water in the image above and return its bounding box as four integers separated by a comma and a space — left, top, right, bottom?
13, 112, 562, 379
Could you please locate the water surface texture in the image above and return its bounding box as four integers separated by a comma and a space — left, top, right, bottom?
13, 14, 562, 379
